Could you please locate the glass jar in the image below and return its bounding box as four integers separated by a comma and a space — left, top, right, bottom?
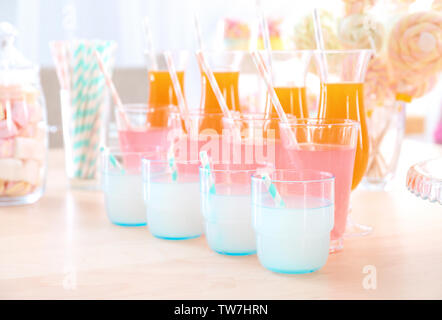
0, 22, 48, 205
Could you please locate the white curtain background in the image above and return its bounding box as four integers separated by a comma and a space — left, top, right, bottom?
0, 0, 343, 67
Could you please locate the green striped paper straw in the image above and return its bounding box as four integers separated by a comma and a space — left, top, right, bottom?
199, 151, 216, 195
167, 143, 178, 182
260, 172, 285, 208
71, 40, 116, 179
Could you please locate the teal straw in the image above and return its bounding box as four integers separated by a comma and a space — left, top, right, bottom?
168, 143, 178, 182
100, 147, 125, 174
199, 151, 216, 195
260, 172, 285, 208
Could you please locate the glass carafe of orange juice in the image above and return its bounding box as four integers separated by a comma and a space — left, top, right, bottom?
264, 51, 312, 119
199, 51, 244, 133
145, 51, 188, 127
314, 49, 373, 237
314, 50, 372, 190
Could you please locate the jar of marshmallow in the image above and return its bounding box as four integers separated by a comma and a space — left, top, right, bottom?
0, 22, 48, 206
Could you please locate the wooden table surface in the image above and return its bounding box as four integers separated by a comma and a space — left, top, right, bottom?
1, 140, 441, 300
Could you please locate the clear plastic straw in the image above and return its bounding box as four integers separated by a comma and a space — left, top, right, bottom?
143, 17, 158, 70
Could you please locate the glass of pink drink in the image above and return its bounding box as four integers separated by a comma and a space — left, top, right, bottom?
279, 119, 359, 252
115, 104, 182, 153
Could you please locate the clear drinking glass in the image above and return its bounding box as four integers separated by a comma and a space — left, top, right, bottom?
115, 104, 182, 153
363, 101, 406, 190
313, 49, 373, 237
101, 146, 165, 227
58, 40, 116, 190
252, 169, 335, 274
200, 163, 271, 256
142, 158, 203, 240
279, 119, 359, 252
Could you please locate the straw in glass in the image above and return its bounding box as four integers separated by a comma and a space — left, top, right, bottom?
142, 17, 158, 70
167, 143, 178, 182
163, 51, 192, 133
312, 8, 329, 79
193, 12, 204, 51
251, 51, 287, 123
82, 41, 116, 179
260, 172, 285, 208
100, 147, 125, 174
196, 51, 233, 120
93, 49, 131, 130
256, 0, 274, 118
251, 51, 298, 147
199, 151, 216, 195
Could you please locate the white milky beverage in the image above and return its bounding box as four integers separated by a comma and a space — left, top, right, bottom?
254, 196, 334, 274
103, 173, 146, 226
147, 181, 203, 240
203, 193, 256, 255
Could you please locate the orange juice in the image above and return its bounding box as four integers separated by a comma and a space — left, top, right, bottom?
318, 82, 369, 190
270, 87, 308, 118
200, 71, 240, 133
201, 71, 240, 113
147, 70, 184, 127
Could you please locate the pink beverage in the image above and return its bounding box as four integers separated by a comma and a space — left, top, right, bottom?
118, 128, 172, 153
173, 134, 274, 168
276, 141, 356, 241
117, 129, 171, 170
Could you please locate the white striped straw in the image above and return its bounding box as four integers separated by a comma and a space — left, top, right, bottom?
199, 151, 216, 195
256, 0, 274, 118
251, 51, 287, 123
143, 17, 158, 70
164, 51, 192, 133
167, 143, 178, 182
256, 0, 273, 73
312, 8, 329, 79
251, 51, 297, 147
94, 50, 123, 109
93, 49, 131, 131
260, 172, 285, 208
196, 51, 233, 120
193, 12, 204, 51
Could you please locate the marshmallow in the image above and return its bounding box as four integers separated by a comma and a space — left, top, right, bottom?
11, 100, 30, 128
28, 103, 43, 123
0, 119, 18, 138
0, 138, 14, 158
21, 159, 41, 185
4, 181, 32, 197
13, 137, 45, 161
0, 158, 23, 181
0, 101, 5, 121
18, 123, 46, 141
